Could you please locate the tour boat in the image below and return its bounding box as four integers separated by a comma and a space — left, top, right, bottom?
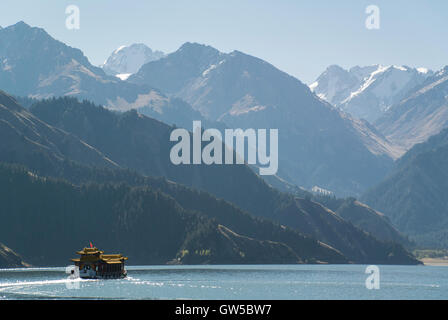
70, 244, 128, 279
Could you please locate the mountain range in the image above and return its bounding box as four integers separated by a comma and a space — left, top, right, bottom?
305, 62, 448, 249
309, 63, 448, 249
310, 64, 432, 124
362, 126, 448, 248
4, 20, 447, 266
128, 42, 398, 195
0, 21, 159, 108
0, 21, 206, 130
310, 63, 448, 157
375, 66, 448, 150
0, 90, 419, 265
0, 22, 403, 195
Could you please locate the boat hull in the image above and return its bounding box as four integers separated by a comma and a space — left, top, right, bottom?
79, 269, 127, 280
79, 272, 127, 279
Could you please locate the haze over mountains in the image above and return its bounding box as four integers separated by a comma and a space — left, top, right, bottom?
0, 21, 400, 196
0, 22, 151, 106
128, 42, 397, 195
8, 22, 224, 134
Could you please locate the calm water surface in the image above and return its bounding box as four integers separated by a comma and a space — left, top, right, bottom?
0, 264, 446, 300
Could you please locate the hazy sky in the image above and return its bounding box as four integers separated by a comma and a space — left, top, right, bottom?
0, 0, 447, 83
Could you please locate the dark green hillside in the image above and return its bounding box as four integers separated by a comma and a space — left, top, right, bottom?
0, 163, 348, 266
310, 195, 411, 247
0, 91, 117, 174
0, 243, 30, 268
362, 128, 448, 247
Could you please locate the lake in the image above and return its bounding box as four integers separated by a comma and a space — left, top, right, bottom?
0, 264, 446, 300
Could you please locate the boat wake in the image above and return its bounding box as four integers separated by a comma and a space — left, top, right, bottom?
0, 278, 97, 289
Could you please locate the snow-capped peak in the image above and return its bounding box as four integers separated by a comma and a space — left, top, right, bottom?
309, 64, 433, 122
101, 43, 165, 78
417, 67, 430, 74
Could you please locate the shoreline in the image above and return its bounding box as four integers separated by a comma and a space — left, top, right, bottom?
421, 258, 448, 266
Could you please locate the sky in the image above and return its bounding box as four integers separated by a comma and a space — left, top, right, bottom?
0, 0, 447, 83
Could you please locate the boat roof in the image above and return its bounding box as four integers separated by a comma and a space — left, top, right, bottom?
76, 247, 103, 255
72, 247, 128, 262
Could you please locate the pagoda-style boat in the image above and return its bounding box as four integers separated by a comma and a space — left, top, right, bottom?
71, 246, 128, 279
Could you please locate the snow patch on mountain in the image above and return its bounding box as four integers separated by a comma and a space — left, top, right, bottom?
202, 60, 226, 77
116, 73, 132, 81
